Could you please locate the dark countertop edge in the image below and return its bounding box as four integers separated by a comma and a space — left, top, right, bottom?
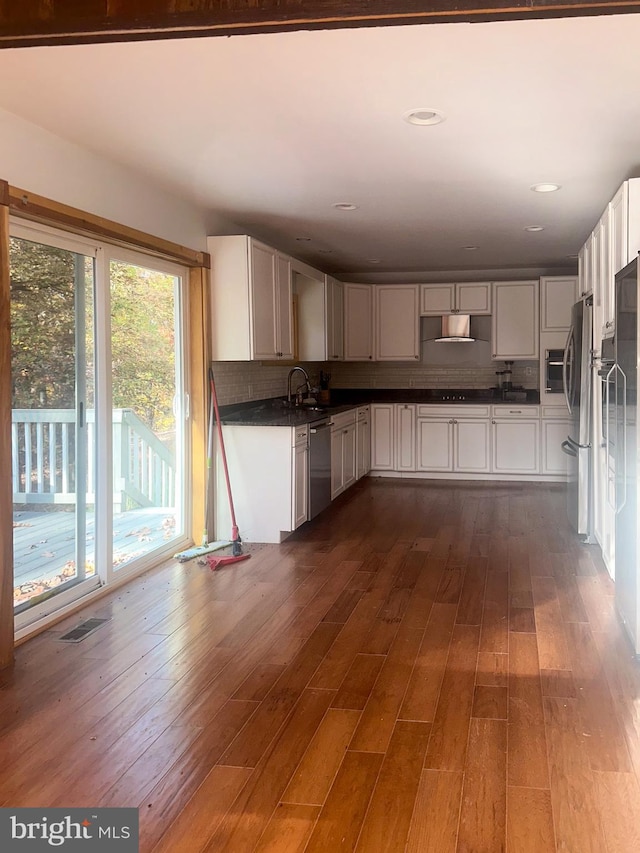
219, 389, 542, 427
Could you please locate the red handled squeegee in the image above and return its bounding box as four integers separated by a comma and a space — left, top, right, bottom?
207, 367, 250, 572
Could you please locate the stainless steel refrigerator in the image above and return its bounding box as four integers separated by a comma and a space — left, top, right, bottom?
612, 257, 639, 655
561, 297, 594, 540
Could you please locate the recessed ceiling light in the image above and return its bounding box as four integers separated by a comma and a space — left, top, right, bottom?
462, 246, 479, 251
524, 225, 545, 232
403, 108, 446, 126
332, 202, 358, 211
368, 258, 381, 264
531, 183, 561, 193
295, 236, 311, 242
318, 248, 333, 254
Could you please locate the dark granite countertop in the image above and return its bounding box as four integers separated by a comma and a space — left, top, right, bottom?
219, 388, 540, 427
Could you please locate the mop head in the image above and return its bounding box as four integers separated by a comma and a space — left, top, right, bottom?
173, 540, 231, 562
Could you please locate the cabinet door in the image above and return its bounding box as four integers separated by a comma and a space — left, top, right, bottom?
344, 284, 373, 360
330, 429, 344, 499
491, 281, 539, 360
456, 283, 491, 315
292, 443, 308, 529
327, 277, 344, 361
342, 423, 357, 490
610, 182, 628, 278
376, 285, 420, 361
250, 241, 278, 359
357, 416, 371, 480
370, 404, 395, 470
492, 419, 539, 474
395, 404, 416, 471
276, 253, 294, 359
417, 419, 453, 471
541, 419, 570, 476
454, 419, 490, 472
420, 285, 455, 315
540, 277, 578, 333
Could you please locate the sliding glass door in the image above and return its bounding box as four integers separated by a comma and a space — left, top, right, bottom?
11, 224, 190, 628
106, 254, 187, 576
11, 228, 98, 614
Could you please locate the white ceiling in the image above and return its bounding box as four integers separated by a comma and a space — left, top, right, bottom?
1, 14, 640, 277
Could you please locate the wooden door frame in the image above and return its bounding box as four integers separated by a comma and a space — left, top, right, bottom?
0, 180, 210, 668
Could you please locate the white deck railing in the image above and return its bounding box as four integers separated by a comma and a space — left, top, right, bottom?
12, 408, 175, 512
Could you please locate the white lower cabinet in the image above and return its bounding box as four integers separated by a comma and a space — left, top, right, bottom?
417, 418, 452, 471
356, 407, 371, 480
396, 404, 416, 471
492, 418, 539, 475
292, 428, 309, 530
215, 425, 307, 544
541, 417, 571, 476
371, 404, 395, 470
331, 410, 357, 499
417, 411, 490, 473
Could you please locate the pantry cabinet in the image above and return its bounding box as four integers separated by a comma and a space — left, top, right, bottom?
208, 235, 293, 361
491, 280, 539, 360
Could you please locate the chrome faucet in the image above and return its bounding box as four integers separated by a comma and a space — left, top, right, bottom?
287, 366, 310, 406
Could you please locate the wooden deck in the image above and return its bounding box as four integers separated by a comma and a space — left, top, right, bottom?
13, 507, 177, 603
2, 478, 640, 852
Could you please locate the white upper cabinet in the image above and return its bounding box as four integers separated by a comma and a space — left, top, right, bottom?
375, 285, 420, 361
326, 276, 344, 361
609, 179, 640, 275
344, 283, 374, 361
420, 282, 491, 315
540, 276, 578, 333
208, 235, 293, 361
491, 280, 539, 360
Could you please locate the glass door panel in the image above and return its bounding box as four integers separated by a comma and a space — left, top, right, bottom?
11, 236, 97, 612
108, 259, 185, 570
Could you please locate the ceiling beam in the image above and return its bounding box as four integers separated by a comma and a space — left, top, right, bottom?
1, 1, 640, 47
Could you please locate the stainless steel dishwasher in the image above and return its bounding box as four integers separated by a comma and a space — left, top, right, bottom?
308, 417, 332, 519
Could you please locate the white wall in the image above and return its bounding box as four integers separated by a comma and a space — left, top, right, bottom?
0, 107, 221, 250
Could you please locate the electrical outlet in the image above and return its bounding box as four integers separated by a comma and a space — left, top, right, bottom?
525, 367, 534, 376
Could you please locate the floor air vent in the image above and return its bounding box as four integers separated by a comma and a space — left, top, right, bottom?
58, 617, 110, 643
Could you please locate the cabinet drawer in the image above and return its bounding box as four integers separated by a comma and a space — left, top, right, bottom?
417, 404, 490, 418
293, 425, 308, 446
331, 409, 357, 431
491, 405, 539, 418
541, 406, 569, 419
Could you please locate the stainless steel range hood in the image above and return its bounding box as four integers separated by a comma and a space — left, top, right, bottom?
433, 314, 475, 342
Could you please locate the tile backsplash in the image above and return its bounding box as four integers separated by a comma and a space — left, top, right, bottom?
211, 358, 538, 407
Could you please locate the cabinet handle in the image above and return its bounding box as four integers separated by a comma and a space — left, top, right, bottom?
449, 419, 454, 424
492, 420, 496, 424
453, 419, 458, 424
508, 410, 522, 414
368, 355, 372, 359
343, 429, 348, 434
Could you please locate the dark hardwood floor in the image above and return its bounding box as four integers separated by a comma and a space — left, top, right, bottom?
2, 478, 640, 852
